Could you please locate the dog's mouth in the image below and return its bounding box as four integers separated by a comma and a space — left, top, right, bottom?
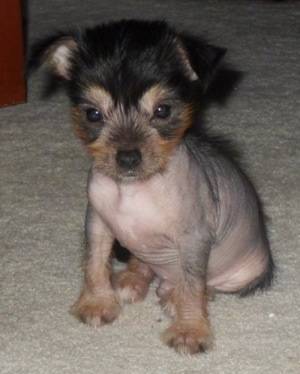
120, 169, 139, 178
125, 169, 138, 176
115, 167, 146, 182
113, 163, 160, 183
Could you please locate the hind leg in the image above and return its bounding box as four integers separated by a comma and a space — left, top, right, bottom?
207, 245, 274, 295
114, 255, 155, 304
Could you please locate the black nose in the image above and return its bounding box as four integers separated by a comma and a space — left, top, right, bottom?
116, 149, 142, 169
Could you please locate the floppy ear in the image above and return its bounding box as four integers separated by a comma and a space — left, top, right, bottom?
26, 33, 78, 80
176, 34, 226, 91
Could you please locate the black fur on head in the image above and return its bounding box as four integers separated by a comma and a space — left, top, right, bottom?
27, 19, 227, 181
27, 19, 226, 105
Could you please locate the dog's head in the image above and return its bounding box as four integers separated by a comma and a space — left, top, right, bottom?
28, 20, 225, 181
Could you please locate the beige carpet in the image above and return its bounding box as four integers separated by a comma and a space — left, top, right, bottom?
1, 1, 299, 373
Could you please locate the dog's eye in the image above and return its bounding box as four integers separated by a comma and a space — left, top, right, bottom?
85, 108, 102, 122
154, 105, 171, 119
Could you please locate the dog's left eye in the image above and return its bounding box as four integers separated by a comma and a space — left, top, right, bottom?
85, 108, 102, 122
154, 105, 171, 119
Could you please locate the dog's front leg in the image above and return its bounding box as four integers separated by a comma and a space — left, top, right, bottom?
162, 279, 213, 355
161, 241, 213, 355
71, 205, 120, 327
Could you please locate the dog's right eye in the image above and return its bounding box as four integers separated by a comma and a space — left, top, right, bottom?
85, 108, 102, 122
154, 105, 171, 119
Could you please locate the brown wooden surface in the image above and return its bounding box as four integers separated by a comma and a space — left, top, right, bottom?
0, 0, 26, 107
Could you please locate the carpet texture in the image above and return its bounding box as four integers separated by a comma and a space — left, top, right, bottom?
1, 1, 299, 373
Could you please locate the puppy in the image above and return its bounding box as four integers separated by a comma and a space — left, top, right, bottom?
28, 19, 274, 354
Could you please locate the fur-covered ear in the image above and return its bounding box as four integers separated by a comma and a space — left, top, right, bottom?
26, 33, 78, 80
175, 34, 226, 90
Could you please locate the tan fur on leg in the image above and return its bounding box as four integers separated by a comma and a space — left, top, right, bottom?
114, 256, 155, 304
71, 265, 120, 327
71, 211, 121, 327
161, 281, 213, 355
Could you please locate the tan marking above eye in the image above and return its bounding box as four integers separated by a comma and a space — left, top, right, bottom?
139, 84, 169, 114
84, 86, 114, 115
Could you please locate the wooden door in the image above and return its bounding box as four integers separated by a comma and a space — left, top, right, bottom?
0, 0, 26, 107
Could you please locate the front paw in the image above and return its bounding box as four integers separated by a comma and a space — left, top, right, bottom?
162, 321, 213, 355
71, 289, 121, 327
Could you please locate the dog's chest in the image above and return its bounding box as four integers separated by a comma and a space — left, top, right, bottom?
89, 173, 182, 257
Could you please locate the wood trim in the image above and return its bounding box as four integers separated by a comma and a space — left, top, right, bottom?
0, 0, 26, 107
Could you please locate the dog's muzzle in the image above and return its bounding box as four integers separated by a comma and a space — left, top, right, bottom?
116, 149, 142, 170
